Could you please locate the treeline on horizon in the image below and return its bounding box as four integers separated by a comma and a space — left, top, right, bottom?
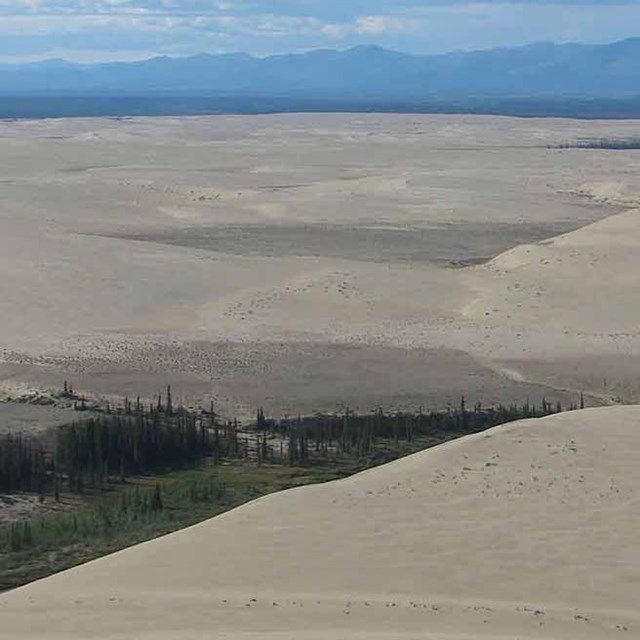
2, 95, 640, 120
0, 385, 583, 497
555, 137, 640, 150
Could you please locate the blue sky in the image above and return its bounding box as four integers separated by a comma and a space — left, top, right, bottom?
1, 1, 639, 63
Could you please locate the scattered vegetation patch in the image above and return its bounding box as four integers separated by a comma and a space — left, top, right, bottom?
0, 387, 581, 591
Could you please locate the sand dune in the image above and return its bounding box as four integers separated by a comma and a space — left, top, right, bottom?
460, 206, 640, 354
1, 406, 638, 638
2, 113, 640, 414
452, 206, 640, 403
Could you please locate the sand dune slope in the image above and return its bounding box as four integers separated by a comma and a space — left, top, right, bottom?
2, 406, 638, 639
451, 206, 640, 404
461, 207, 640, 357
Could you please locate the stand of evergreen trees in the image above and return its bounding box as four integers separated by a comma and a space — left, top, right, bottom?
0, 433, 48, 496
0, 386, 577, 498
255, 396, 567, 465
0, 387, 243, 497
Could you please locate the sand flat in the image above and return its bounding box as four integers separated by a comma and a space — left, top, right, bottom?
1, 406, 638, 638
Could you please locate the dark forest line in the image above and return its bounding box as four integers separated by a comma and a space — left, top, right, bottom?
3, 95, 640, 120
1, 384, 581, 498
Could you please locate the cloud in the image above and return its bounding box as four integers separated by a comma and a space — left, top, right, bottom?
2, 1, 640, 17
355, 15, 421, 36
1, 2, 639, 62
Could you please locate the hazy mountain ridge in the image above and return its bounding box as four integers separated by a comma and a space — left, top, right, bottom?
2, 39, 640, 96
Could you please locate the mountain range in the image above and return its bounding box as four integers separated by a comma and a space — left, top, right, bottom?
2, 39, 639, 97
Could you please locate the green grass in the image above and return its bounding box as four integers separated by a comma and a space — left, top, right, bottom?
0, 453, 366, 592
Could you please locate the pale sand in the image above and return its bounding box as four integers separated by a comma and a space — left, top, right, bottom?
0, 403, 77, 436
1, 406, 638, 638
2, 114, 640, 416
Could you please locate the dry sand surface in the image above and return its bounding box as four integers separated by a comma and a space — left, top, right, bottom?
0, 403, 77, 436
1, 405, 638, 638
1, 114, 640, 418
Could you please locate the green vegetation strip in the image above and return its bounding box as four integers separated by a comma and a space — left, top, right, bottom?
0, 459, 358, 592
1, 390, 578, 592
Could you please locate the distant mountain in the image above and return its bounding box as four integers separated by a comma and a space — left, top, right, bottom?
1, 39, 639, 97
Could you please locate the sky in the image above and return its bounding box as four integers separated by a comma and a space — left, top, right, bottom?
0, 1, 639, 63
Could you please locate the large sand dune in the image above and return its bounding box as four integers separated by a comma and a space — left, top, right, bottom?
1, 406, 638, 638
2, 114, 640, 418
